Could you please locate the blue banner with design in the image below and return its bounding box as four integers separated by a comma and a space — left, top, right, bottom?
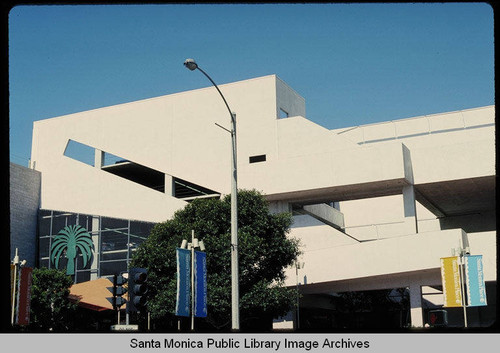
175, 248, 191, 317
194, 251, 207, 317
465, 255, 487, 307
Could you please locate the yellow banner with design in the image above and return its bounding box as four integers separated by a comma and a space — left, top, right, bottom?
440, 256, 463, 307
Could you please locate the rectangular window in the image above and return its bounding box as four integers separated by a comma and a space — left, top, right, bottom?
102, 151, 128, 167
100, 261, 128, 277
249, 154, 266, 163
279, 108, 289, 119
64, 139, 95, 166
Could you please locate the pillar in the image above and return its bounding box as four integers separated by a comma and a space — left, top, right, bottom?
403, 185, 418, 234
165, 174, 175, 196
94, 149, 104, 169
90, 215, 100, 280
409, 283, 423, 327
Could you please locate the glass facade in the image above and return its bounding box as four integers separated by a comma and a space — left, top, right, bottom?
38, 209, 155, 283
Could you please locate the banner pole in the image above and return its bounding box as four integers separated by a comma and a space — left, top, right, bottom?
459, 240, 468, 328
191, 230, 195, 332
11, 248, 19, 326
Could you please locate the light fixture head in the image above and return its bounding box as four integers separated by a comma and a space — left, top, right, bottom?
199, 240, 205, 252
180, 239, 188, 249
184, 58, 198, 71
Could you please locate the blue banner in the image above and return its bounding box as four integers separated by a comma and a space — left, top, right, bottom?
175, 248, 191, 317
465, 255, 487, 307
194, 251, 207, 317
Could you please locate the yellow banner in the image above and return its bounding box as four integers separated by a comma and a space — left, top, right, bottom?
440, 256, 463, 307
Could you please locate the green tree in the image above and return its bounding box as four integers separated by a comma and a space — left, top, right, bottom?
132, 189, 300, 331
29, 268, 78, 331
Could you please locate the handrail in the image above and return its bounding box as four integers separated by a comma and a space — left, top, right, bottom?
335, 107, 494, 145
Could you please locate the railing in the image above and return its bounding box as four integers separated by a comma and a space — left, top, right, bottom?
344, 220, 408, 241
337, 107, 494, 145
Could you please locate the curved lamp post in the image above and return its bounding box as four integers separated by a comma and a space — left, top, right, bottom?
184, 58, 240, 331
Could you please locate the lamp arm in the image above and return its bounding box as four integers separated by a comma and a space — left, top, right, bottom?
196, 67, 235, 126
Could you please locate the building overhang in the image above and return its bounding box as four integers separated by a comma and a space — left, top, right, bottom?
414, 175, 496, 217
265, 178, 409, 204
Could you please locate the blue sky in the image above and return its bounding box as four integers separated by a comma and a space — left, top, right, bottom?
8, 3, 494, 166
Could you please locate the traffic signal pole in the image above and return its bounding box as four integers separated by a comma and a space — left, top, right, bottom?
107, 273, 128, 326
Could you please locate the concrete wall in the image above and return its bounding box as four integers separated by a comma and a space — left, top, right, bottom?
276, 76, 306, 119
333, 106, 495, 185
341, 195, 406, 241
30, 75, 287, 221
29, 74, 495, 327
410, 139, 494, 184
284, 229, 496, 288
10, 163, 41, 266
335, 106, 494, 146
241, 142, 409, 196
290, 214, 358, 252
32, 75, 494, 224
331, 106, 495, 241
31, 75, 418, 220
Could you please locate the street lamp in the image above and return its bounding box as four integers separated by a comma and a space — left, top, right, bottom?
184, 58, 240, 331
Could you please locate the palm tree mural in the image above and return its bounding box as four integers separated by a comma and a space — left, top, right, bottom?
50, 225, 94, 275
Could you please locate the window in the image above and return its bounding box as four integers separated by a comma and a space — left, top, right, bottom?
279, 108, 289, 119
102, 158, 166, 192
102, 151, 128, 167
249, 154, 266, 163
64, 139, 95, 166
173, 177, 220, 200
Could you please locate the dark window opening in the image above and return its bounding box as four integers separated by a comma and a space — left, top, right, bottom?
63, 139, 220, 199
102, 161, 165, 192
249, 154, 266, 163
173, 177, 220, 200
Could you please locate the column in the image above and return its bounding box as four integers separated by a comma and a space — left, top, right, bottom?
165, 174, 175, 196
94, 149, 104, 169
90, 216, 100, 280
403, 185, 418, 235
409, 283, 423, 327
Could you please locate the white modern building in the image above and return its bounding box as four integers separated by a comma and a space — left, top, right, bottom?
28, 74, 496, 328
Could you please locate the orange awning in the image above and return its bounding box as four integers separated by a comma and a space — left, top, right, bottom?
69, 277, 115, 311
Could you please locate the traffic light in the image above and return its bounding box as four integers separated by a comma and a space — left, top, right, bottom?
428, 309, 448, 327
128, 267, 148, 312
107, 274, 128, 310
